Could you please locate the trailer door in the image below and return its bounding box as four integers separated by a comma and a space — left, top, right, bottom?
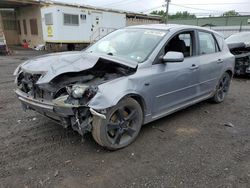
91, 12, 103, 41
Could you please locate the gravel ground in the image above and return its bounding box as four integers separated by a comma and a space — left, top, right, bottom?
0, 49, 250, 188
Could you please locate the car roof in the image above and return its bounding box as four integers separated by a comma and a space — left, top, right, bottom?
229, 32, 250, 36
126, 24, 222, 36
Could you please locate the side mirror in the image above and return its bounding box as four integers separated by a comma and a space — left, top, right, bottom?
162, 51, 184, 63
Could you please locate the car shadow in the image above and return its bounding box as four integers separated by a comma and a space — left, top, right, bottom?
39, 99, 216, 152
233, 75, 250, 80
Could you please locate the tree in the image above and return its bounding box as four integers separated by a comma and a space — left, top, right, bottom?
222, 10, 239, 17
169, 11, 196, 19
150, 11, 196, 20
151, 10, 166, 17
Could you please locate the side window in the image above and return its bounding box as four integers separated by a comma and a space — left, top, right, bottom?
165, 31, 194, 57
198, 31, 218, 55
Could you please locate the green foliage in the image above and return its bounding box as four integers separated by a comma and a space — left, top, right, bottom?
222, 10, 239, 17
150, 11, 196, 20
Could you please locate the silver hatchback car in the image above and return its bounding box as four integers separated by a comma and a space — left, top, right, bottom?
14, 24, 235, 150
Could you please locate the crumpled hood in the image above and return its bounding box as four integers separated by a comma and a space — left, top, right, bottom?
20, 51, 137, 84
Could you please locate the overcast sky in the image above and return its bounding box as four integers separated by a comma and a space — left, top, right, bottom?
55, 0, 250, 16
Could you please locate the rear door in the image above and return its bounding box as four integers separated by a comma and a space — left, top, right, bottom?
196, 30, 224, 96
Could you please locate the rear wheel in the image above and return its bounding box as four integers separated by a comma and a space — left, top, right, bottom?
211, 72, 231, 103
92, 97, 143, 150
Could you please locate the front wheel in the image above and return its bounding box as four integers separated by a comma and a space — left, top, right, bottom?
211, 72, 231, 103
92, 97, 143, 150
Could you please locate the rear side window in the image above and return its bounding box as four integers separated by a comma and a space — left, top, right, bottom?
198, 31, 218, 55
215, 34, 224, 51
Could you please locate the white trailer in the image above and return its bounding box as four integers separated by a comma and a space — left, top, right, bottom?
41, 5, 126, 51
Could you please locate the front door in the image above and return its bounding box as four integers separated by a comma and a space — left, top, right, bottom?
152, 31, 200, 118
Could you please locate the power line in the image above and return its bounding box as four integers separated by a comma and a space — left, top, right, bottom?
101, 0, 137, 7
142, 1, 250, 15
142, 5, 166, 13
142, 3, 223, 13
170, 3, 224, 12
180, 2, 250, 6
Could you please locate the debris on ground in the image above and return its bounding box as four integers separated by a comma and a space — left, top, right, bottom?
64, 160, 71, 164
152, 126, 165, 132
204, 110, 209, 114
54, 170, 59, 177
223, 122, 235, 128
39, 177, 50, 186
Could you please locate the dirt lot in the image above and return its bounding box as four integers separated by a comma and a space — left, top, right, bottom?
0, 49, 250, 188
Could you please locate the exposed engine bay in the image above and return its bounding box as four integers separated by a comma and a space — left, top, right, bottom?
228, 42, 250, 76
15, 58, 136, 135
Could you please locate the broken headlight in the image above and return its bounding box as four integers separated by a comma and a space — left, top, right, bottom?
67, 84, 98, 100
72, 85, 88, 98
13, 62, 25, 76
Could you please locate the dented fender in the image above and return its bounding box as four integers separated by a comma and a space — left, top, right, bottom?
88, 76, 146, 111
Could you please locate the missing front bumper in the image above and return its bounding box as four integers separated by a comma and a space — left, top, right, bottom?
15, 89, 107, 135
15, 89, 75, 119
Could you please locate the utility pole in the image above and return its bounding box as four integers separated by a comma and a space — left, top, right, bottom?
165, 0, 171, 24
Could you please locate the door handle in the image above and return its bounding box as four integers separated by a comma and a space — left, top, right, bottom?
217, 59, 224, 64
189, 64, 199, 70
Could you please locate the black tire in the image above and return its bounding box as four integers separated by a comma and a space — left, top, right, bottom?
211, 72, 231, 103
92, 97, 143, 150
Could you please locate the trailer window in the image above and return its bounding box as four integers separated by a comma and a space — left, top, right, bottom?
64, 14, 79, 26
80, 14, 86, 21
45, 13, 53, 25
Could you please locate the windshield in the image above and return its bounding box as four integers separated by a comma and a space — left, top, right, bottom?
226, 32, 250, 44
85, 28, 167, 63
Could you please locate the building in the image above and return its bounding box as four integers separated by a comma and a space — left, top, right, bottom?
168, 15, 250, 37
0, 0, 162, 50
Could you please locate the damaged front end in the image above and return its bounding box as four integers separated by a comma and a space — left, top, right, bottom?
228, 42, 250, 75
15, 56, 136, 135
